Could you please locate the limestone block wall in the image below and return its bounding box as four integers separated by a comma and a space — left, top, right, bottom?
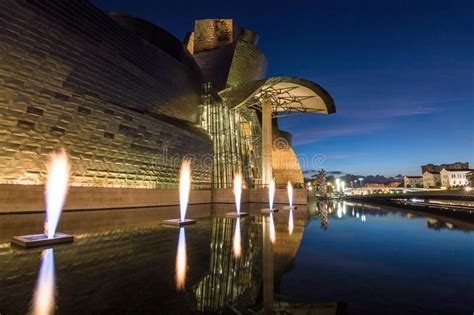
272, 130, 304, 185
0, 0, 212, 189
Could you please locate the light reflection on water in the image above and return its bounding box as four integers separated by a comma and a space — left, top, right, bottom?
269, 212, 276, 243
31, 249, 55, 315
288, 208, 294, 235
175, 227, 187, 291
233, 218, 241, 258
0, 201, 472, 314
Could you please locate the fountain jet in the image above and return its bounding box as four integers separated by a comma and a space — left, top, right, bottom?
283, 181, 298, 210
261, 178, 278, 213
233, 218, 242, 258
30, 249, 56, 315
12, 149, 74, 248
226, 173, 248, 218
163, 159, 196, 226
175, 227, 187, 291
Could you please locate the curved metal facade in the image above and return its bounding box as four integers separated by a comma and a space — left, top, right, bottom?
0, 0, 212, 188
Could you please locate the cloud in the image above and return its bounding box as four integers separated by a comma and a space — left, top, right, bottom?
340, 98, 449, 119
292, 124, 384, 145
357, 105, 442, 118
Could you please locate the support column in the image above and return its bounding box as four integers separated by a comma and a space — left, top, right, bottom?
261, 99, 273, 187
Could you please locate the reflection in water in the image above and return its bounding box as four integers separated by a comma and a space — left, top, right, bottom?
318, 202, 329, 230
269, 213, 276, 243
175, 227, 187, 291
31, 249, 56, 315
288, 209, 294, 235
233, 218, 241, 258
193, 217, 262, 312
263, 215, 274, 315
336, 203, 343, 218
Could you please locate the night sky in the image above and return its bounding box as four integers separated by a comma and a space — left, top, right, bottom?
92, 0, 473, 176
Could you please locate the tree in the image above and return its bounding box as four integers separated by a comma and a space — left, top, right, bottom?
317, 169, 327, 198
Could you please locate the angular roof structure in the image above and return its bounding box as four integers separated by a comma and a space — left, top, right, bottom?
219, 77, 336, 115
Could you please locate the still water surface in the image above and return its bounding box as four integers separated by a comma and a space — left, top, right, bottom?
0, 202, 473, 314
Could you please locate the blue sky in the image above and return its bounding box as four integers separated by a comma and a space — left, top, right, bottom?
92, 0, 473, 176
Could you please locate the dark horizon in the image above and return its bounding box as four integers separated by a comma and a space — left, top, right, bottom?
92, 0, 473, 176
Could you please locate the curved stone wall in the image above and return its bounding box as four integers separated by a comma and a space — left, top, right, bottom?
272, 129, 304, 186
0, 0, 212, 189
193, 43, 237, 91
108, 13, 203, 81
0, 0, 203, 122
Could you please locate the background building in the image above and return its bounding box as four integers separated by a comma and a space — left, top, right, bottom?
421, 162, 469, 173
404, 176, 423, 188
422, 171, 441, 188
440, 168, 471, 188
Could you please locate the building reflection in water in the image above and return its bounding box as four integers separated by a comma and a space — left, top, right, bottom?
31, 248, 56, 315
233, 218, 241, 258
263, 214, 274, 315
288, 209, 294, 235
193, 217, 262, 312
175, 227, 187, 291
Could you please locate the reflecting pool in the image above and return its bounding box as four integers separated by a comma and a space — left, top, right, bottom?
0, 202, 473, 314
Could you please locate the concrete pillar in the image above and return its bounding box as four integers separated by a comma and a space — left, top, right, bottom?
261, 99, 273, 187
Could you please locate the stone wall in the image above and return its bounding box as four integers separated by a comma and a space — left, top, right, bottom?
0, 0, 212, 189
0, 184, 212, 213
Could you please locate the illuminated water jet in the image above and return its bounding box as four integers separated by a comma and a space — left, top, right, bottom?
261, 178, 278, 213
233, 218, 242, 258
283, 181, 298, 210
30, 249, 55, 315
175, 227, 187, 291
226, 173, 248, 218
163, 159, 196, 226
12, 149, 74, 248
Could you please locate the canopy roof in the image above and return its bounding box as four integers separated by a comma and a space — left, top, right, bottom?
219, 77, 336, 115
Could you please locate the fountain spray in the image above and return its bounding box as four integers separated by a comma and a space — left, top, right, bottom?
226, 172, 248, 218
262, 178, 278, 213
12, 149, 74, 248
163, 159, 196, 226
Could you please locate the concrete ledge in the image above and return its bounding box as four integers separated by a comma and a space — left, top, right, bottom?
211, 188, 307, 205
0, 185, 307, 214
0, 185, 211, 214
